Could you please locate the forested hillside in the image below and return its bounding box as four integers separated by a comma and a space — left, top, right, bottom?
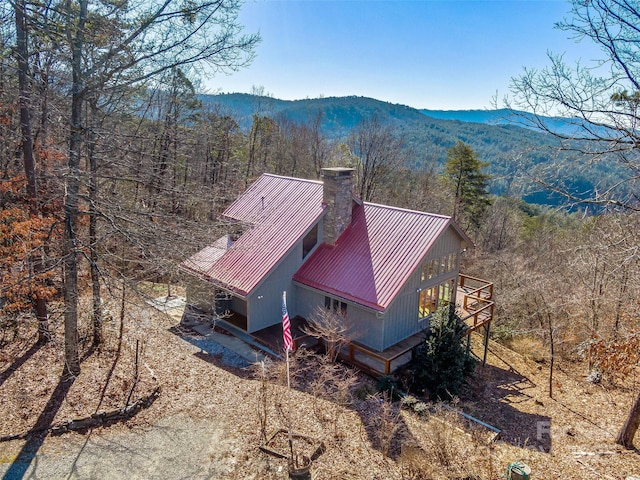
419, 108, 586, 136
202, 93, 621, 203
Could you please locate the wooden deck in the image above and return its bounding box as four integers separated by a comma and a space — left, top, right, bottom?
457, 273, 494, 333
339, 333, 425, 377
335, 274, 495, 377
457, 273, 495, 365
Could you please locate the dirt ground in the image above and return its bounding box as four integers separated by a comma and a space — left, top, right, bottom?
1, 286, 639, 479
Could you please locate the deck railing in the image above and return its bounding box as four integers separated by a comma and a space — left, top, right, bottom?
458, 273, 494, 331
459, 273, 494, 300
292, 333, 314, 350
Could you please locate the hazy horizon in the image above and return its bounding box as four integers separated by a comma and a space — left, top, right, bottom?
204, 0, 603, 111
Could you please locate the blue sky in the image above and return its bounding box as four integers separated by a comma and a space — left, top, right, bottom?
204, 0, 603, 110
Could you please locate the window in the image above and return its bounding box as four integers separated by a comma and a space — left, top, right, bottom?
418, 278, 457, 320
325, 296, 347, 317
418, 287, 437, 319
302, 224, 318, 258
420, 258, 439, 281
425, 252, 459, 278
439, 278, 455, 305
448, 252, 458, 272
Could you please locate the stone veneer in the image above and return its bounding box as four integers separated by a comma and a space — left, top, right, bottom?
322, 167, 354, 246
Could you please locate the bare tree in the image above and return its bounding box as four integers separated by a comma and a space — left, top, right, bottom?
348, 115, 404, 202
19, 0, 258, 375
13, 0, 50, 343
505, 0, 640, 426
507, 0, 640, 210
303, 306, 356, 363
586, 332, 640, 448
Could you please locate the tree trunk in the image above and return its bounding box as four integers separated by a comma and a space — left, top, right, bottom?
616, 390, 640, 449
88, 100, 102, 348
15, 0, 50, 343
62, 0, 88, 377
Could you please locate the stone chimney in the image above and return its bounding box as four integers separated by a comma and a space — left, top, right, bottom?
322, 167, 355, 246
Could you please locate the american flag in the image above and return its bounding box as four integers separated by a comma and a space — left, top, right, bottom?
282, 291, 293, 351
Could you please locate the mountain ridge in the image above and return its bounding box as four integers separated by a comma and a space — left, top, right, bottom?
199, 93, 618, 205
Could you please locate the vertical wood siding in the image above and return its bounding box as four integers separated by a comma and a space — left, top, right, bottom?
245, 220, 323, 332
247, 242, 303, 332
382, 226, 463, 350
295, 285, 385, 351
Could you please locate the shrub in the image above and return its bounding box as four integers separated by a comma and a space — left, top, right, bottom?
409, 305, 476, 400
376, 374, 399, 397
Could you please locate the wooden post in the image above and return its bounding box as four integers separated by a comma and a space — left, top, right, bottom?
483, 322, 490, 366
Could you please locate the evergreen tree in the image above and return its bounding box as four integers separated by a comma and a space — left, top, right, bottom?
444, 140, 491, 230
410, 305, 475, 400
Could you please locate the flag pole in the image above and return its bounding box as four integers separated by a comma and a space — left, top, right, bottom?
282, 291, 294, 466
286, 339, 291, 390
286, 346, 294, 465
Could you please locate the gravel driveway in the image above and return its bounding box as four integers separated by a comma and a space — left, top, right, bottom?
0, 413, 278, 480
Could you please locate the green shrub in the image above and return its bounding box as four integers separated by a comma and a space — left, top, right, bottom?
409, 305, 476, 400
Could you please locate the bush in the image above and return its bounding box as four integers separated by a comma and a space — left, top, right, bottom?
409, 305, 475, 400
376, 375, 402, 400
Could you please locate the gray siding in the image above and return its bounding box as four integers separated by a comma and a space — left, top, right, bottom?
350, 307, 384, 351
182, 220, 323, 333
246, 220, 323, 332
247, 243, 301, 332
383, 278, 422, 350
382, 225, 463, 350
231, 296, 247, 316
295, 285, 385, 351
294, 285, 324, 320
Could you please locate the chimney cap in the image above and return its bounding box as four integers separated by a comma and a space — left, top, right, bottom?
321, 167, 355, 178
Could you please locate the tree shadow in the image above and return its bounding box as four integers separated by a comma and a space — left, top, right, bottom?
0, 341, 43, 389
462, 362, 552, 452
168, 307, 548, 457
354, 395, 413, 460
2, 376, 75, 480
168, 324, 255, 377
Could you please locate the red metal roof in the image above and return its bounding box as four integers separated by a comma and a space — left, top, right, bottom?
180, 174, 324, 296
293, 202, 463, 311
181, 173, 471, 309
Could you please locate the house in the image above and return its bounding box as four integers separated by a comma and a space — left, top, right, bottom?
179, 168, 493, 374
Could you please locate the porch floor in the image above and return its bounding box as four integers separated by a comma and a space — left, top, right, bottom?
213, 311, 419, 376
252, 316, 320, 353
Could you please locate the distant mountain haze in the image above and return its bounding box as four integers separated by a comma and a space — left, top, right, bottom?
200, 93, 623, 207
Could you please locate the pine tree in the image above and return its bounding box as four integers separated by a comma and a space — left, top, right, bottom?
410, 305, 475, 400
444, 141, 491, 231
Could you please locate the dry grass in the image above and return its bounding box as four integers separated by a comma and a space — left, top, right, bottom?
399, 405, 496, 479
1, 286, 640, 479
